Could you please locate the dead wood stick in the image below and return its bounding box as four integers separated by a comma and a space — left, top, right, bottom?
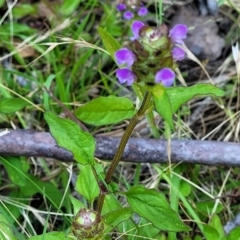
0, 129, 240, 166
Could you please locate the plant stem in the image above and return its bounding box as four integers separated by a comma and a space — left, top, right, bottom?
96, 91, 152, 213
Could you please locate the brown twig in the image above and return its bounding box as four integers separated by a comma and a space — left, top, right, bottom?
0, 129, 240, 166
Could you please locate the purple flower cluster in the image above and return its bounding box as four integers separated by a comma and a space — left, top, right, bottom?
115, 48, 136, 86
115, 21, 188, 87
116, 2, 148, 20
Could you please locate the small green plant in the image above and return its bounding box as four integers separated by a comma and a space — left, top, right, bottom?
38, 17, 223, 239
2, 1, 238, 239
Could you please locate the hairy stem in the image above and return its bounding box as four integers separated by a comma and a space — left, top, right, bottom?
96, 91, 152, 213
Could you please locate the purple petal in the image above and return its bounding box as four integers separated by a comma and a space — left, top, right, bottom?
130, 20, 145, 41
169, 24, 188, 43
116, 3, 126, 11
155, 68, 175, 87
138, 7, 148, 16
172, 47, 185, 61
114, 48, 136, 67
123, 11, 134, 20
116, 68, 136, 86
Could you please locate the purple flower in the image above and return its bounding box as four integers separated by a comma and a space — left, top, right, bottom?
116, 68, 136, 86
116, 3, 126, 11
172, 47, 185, 61
155, 68, 175, 87
169, 24, 188, 43
130, 20, 145, 41
138, 7, 148, 16
115, 48, 136, 68
123, 11, 134, 20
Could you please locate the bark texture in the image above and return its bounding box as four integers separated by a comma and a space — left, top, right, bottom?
0, 129, 240, 166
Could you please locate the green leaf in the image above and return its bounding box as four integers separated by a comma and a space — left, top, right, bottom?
194, 236, 204, 240
209, 214, 225, 238
179, 180, 192, 197
166, 83, 224, 113
217, 0, 226, 6
19, 174, 66, 208
0, 0, 5, 8
59, 0, 81, 16
227, 226, 240, 240
102, 194, 121, 215
196, 201, 224, 215
0, 98, 29, 114
69, 196, 85, 215
100, 4, 123, 37
125, 186, 191, 232
0, 23, 36, 34
103, 207, 132, 231
98, 27, 121, 59
136, 217, 162, 238
0, 157, 26, 187
76, 164, 100, 203
117, 217, 137, 239
0, 214, 18, 240
152, 84, 175, 130
28, 232, 68, 240
12, 4, 37, 19
44, 112, 95, 165
203, 225, 220, 240
75, 96, 136, 126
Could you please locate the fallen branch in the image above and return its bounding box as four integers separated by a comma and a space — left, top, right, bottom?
0, 129, 240, 166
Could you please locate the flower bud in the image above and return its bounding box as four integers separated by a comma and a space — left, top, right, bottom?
138, 7, 148, 16
116, 3, 126, 11
71, 209, 104, 239
116, 0, 148, 21
139, 24, 169, 50
123, 11, 134, 20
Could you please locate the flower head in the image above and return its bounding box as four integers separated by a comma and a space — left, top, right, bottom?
130, 20, 145, 41
138, 7, 148, 16
116, 3, 127, 11
155, 68, 175, 87
116, 68, 136, 86
123, 11, 134, 20
115, 22, 188, 86
169, 24, 188, 43
172, 47, 185, 61
72, 209, 104, 239
115, 48, 136, 68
